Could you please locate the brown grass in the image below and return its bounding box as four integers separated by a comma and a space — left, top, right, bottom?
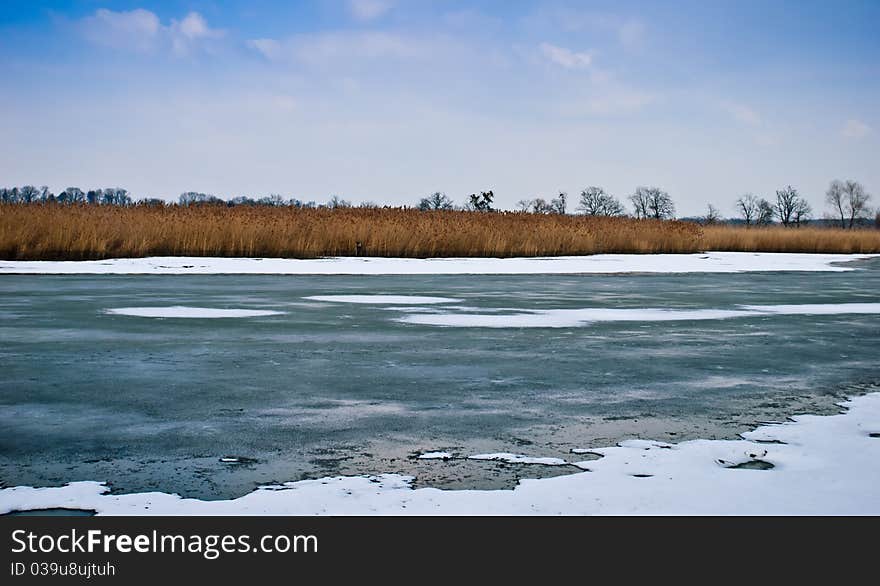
1, 203, 878, 260
702, 224, 880, 254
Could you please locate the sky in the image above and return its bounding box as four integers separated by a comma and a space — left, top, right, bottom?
0, 0, 877, 215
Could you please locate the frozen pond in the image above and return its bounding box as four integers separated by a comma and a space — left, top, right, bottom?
1, 255, 879, 500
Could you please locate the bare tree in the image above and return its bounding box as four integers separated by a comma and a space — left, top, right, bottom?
630, 187, 674, 219
256, 194, 285, 206
529, 198, 556, 213
229, 195, 256, 206
179, 192, 222, 205
826, 179, 872, 228
793, 198, 812, 227
826, 180, 846, 228
703, 204, 722, 225
516, 196, 566, 214
19, 185, 39, 203
58, 187, 85, 204
578, 187, 625, 216
756, 198, 775, 225
418, 192, 454, 211
467, 190, 494, 212
327, 195, 351, 209
775, 185, 808, 227
102, 187, 131, 206
735, 194, 760, 225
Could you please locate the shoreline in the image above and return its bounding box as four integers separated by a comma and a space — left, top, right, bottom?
2, 388, 878, 515
2, 251, 878, 275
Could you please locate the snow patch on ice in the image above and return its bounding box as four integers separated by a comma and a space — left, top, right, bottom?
304, 295, 461, 304
740, 303, 880, 315
468, 453, 570, 466
395, 303, 880, 328
417, 452, 453, 460
617, 439, 675, 450
105, 306, 284, 318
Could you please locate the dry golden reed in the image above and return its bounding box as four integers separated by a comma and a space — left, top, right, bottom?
1, 203, 878, 260
701, 224, 880, 254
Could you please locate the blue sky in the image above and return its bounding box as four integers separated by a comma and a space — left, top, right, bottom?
1, 1, 877, 214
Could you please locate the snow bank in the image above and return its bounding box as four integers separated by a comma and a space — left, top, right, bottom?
2, 393, 878, 515
1, 252, 876, 275
304, 295, 461, 304
105, 306, 284, 318
396, 303, 880, 328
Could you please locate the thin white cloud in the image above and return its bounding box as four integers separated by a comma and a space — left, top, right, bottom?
293, 32, 423, 64
247, 38, 282, 60
80, 8, 161, 52
349, 0, 393, 22
244, 30, 435, 69
78, 9, 222, 56
842, 119, 871, 139
722, 101, 762, 126
169, 12, 223, 55
539, 42, 593, 69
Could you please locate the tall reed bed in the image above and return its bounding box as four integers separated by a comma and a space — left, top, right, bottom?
701, 224, 880, 254
1, 203, 878, 260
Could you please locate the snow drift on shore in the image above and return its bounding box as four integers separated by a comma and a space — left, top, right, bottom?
2, 393, 878, 515
1, 252, 876, 275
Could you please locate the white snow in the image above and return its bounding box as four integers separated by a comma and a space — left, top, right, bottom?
0, 252, 876, 275
304, 295, 461, 304
395, 303, 880, 328
4, 392, 877, 515
104, 306, 284, 318
417, 452, 453, 460
740, 303, 880, 315
468, 453, 570, 466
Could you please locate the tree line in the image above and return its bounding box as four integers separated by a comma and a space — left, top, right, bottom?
422, 181, 875, 228
0, 186, 135, 206
1, 180, 875, 228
